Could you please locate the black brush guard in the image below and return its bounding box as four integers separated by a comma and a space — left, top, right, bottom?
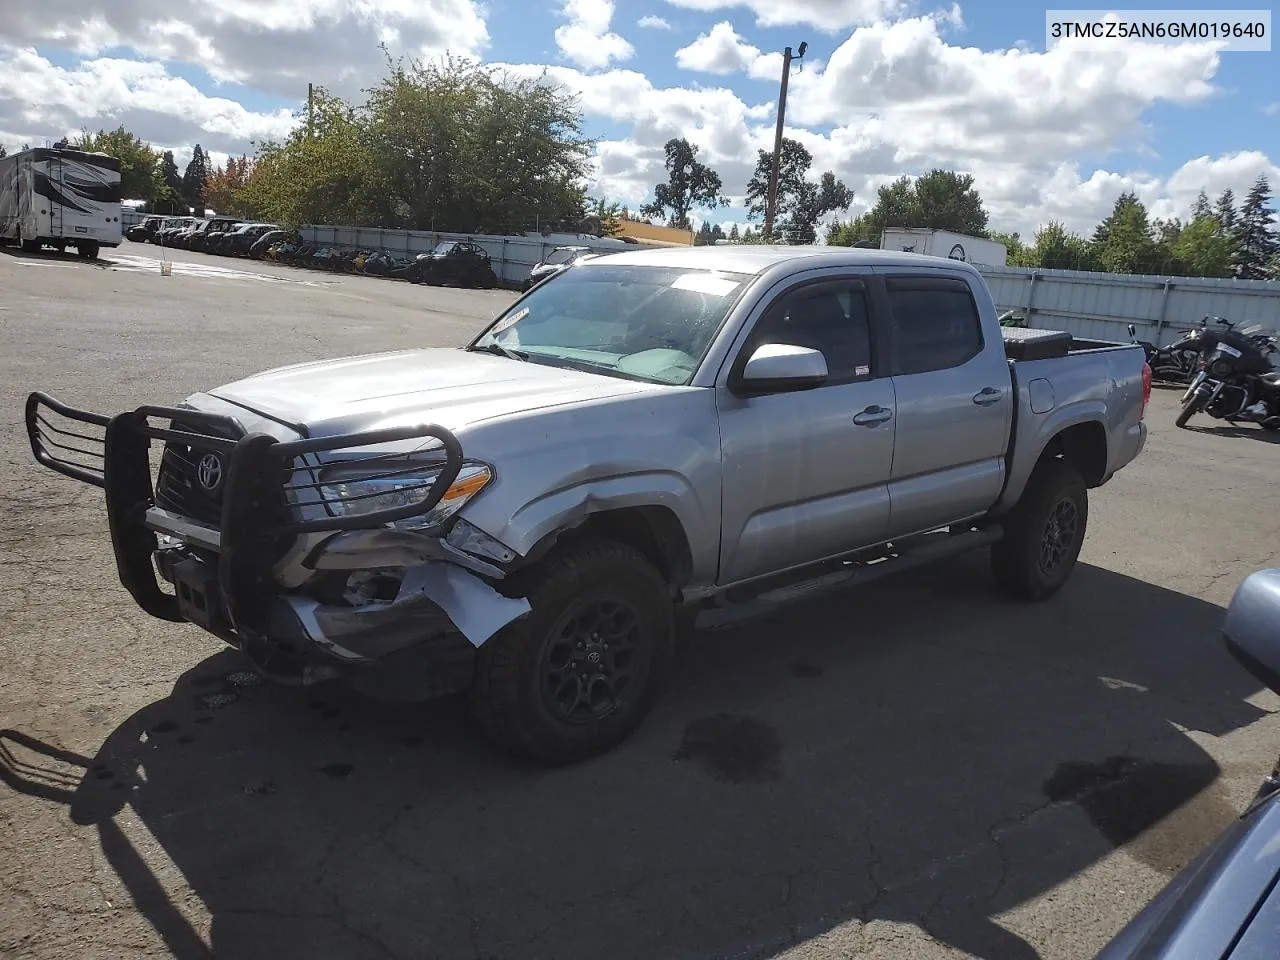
25, 391, 463, 643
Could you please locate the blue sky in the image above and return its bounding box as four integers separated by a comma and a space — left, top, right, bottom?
1, 0, 1276, 237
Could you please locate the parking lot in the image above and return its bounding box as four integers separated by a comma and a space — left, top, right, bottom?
2, 240, 1279, 960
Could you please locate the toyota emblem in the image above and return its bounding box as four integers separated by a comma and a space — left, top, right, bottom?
197, 453, 224, 492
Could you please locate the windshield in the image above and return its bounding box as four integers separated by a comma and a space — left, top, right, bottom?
432, 241, 457, 256
471, 264, 753, 385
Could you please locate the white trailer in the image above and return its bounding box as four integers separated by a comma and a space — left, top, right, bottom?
0, 147, 123, 258
880, 227, 1007, 267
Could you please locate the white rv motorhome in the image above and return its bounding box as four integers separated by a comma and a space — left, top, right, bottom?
0, 147, 123, 257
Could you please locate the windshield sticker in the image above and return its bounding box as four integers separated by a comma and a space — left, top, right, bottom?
489, 308, 528, 336
670, 273, 741, 297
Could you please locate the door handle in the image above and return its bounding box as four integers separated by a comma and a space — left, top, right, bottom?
972, 387, 1004, 406
853, 405, 892, 426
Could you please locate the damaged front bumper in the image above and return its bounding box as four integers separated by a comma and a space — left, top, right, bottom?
25, 392, 529, 700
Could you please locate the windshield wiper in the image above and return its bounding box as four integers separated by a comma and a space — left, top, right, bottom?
470, 342, 528, 361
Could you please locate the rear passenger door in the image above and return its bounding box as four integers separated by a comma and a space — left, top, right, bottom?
882, 274, 1012, 536
716, 276, 897, 583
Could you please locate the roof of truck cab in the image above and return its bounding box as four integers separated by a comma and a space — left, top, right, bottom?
577, 244, 982, 277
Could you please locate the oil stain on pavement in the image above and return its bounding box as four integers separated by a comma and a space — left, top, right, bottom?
674, 713, 783, 783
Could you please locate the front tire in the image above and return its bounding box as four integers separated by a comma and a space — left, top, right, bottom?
1175, 395, 1203, 429
470, 538, 674, 764
78, 241, 99, 259
991, 458, 1088, 601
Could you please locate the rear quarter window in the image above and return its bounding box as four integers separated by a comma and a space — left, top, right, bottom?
885, 277, 985, 375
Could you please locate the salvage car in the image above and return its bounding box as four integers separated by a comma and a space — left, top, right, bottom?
522, 245, 597, 290
408, 240, 499, 288
26, 246, 1150, 763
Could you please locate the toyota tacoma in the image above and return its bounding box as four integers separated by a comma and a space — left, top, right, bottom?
27, 246, 1150, 763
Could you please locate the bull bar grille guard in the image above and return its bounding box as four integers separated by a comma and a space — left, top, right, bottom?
25, 391, 464, 635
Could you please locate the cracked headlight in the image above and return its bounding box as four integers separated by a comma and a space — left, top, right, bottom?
318, 461, 493, 529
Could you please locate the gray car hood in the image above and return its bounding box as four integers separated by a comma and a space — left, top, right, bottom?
207, 347, 656, 438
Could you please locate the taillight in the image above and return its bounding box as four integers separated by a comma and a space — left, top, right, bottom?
1141, 362, 1152, 419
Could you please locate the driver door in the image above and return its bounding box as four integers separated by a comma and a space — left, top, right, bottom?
716, 276, 896, 584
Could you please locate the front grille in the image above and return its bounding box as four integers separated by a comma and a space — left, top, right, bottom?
154, 419, 242, 527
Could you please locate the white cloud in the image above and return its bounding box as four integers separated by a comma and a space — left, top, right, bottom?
781, 11, 1223, 169
0, 0, 488, 98
2, 1, 1271, 245
554, 0, 635, 71
1264, 102, 1280, 116
661, 0, 909, 32
0, 45, 297, 163
674, 21, 765, 75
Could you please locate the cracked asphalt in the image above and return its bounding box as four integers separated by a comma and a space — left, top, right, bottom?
2, 241, 1279, 960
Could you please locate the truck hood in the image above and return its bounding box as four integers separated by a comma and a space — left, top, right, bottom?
206, 347, 657, 437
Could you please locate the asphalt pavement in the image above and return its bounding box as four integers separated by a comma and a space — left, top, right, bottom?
2, 240, 1279, 960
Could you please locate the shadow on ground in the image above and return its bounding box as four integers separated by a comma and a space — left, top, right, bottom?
2, 557, 1268, 960
0, 245, 112, 266
1184, 422, 1280, 444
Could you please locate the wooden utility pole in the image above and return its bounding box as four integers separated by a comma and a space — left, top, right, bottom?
307, 83, 314, 138
763, 42, 805, 241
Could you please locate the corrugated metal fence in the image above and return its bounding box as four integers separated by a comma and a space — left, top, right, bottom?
300, 225, 630, 286
978, 265, 1280, 346
120, 208, 1280, 336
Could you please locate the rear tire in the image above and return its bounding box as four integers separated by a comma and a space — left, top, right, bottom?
78, 242, 99, 259
470, 538, 674, 764
19, 234, 39, 253
1175, 395, 1203, 429
991, 458, 1088, 602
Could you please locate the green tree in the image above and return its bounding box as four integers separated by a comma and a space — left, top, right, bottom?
0, 144, 7, 159
910, 169, 990, 236
239, 89, 381, 229
1032, 221, 1094, 270
1191, 190, 1213, 220
74, 125, 160, 201
828, 170, 990, 245
1171, 215, 1236, 277
1231, 175, 1278, 279
1090, 192, 1160, 274
640, 138, 727, 230
363, 55, 592, 233
151, 151, 186, 213
584, 197, 623, 236
728, 223, 740, 241
1214, 188, 1237, 236
182, 144, 211, 213
744, 138, 851, 242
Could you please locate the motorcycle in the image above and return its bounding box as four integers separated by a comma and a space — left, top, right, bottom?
1175, 325, 1280, 431
1129, 316, 1276, 385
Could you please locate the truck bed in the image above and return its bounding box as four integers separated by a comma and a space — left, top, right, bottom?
1002, 326, 1131, 362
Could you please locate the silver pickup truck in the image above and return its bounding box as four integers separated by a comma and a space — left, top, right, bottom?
27, 246, 1150, 763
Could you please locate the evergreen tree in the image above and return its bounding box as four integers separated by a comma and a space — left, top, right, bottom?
1214, 188, 1236, 236
1232, 175, 1279, 279
182, 144, 211, 213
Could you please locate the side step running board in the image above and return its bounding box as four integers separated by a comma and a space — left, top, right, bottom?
697, 525, 1003, 631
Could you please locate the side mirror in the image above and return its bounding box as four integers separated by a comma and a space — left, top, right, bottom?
737, 343, 828, 394
1223, 569, 1280, 695
1127, 324, 1137, 338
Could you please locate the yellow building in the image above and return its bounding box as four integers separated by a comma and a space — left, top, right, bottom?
614, 220, 695, 247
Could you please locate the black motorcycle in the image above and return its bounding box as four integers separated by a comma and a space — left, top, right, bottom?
1134, 316, 1234, 384
1176, 325, 1280, 430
